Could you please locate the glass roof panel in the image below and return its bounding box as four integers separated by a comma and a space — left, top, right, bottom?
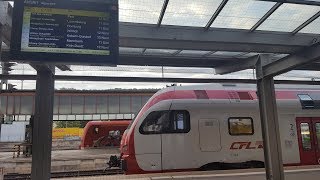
299, 16, 320, 34
119, 47, 144, 54
144, 49, 178, 55
211, 0, 276, 30
162, 0, 223, 27
178, 50, 212, 56
119, 0, 164, 24
257, 3, 320, 32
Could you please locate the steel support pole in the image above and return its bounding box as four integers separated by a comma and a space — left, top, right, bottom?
0, 24, 2, 91
256, 55, 284, 180
31, 65, 55, 180
0, 24, 2, 137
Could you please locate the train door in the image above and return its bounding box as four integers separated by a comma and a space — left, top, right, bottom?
296, 117, 320, 165
312, 118, 320, 164
161, 110, 191, 170
135, 111, 165, 171
198, 119, 221, 152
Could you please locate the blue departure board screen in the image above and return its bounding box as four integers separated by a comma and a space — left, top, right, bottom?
10, 0, 118, 65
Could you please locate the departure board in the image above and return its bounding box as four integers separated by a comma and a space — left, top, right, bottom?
10, 0, 118, 65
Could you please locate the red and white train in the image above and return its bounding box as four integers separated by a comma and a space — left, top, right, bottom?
119, 84, 320, 174
81, 120, 130, 148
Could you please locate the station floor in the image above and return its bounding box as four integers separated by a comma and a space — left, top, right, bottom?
55, 165, 320, 180
0, 148, 119, 174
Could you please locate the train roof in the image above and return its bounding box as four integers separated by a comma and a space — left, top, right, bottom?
159, 84, 320, 93
148, 84, 320, 102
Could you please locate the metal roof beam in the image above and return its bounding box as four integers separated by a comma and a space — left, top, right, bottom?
250, 2, 282, 32
172, 50, 182, 56
2, 49, 320, 70
262, 43, 320, 78
56, 65, 72, 71
0, 51, 239, 68
257, 0, 320, 6
0, 74, 256, 83
0, 89, 159, 94
297, 63, 320, 71
118, 55, 235, 67
141, 48, 147, 55
234, 52, 250, 57
120, 23, 318, 53
205, 0, 229, 30
1, 74, 320, 85
215, 55, 259, 74
157, 0, 169, 27
202, 51, 216, 57
29, 63, 55, 73
292, 11, 320, 34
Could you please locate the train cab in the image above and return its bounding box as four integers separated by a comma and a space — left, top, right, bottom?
81, 120, 130, 148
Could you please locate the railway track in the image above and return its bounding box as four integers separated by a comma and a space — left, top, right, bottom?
4, 169, 123, 180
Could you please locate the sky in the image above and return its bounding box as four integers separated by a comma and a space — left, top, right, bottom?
4, 0, 320, 90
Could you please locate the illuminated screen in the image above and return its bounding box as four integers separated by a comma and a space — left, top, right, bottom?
11, 0, 118, 65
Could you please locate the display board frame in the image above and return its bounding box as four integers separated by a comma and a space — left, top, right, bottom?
10, 0, 119, 65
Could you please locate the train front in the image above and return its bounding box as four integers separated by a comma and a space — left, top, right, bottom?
119, 117, 144, 174
118, 87, 176, 174
105, 116, 143, 174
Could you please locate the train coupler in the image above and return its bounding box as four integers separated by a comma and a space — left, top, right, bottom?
107, 155, 121, 168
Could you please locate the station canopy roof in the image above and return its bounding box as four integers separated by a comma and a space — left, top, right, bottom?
1, 0, 320, 78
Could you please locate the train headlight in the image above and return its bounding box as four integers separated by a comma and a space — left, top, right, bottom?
122, 145, 128, 152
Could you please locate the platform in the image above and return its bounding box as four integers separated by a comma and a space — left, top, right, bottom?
0, 139, 82, 152
0, 148, 119, 174
55, 165, 320, 180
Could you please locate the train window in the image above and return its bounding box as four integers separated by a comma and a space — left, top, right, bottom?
297, 94, 314, 109
139, 111, 170, 134
300, 123, 312, 151
169, 110, 190, 133
298, 94, 312, 101
228, 117, 254, 135
139, 110, 190, 134
315, 123, 320, 150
